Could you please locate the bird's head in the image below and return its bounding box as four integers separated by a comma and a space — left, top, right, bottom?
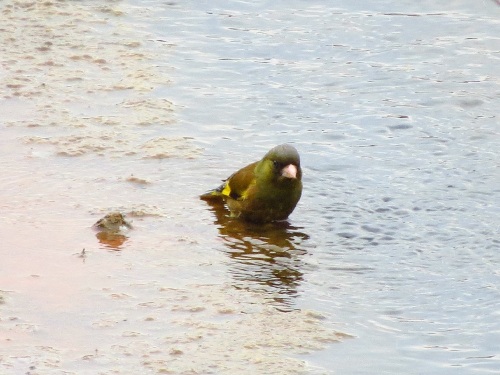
261, 144, 302, 183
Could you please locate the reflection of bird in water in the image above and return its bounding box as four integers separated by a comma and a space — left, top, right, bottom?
203, 199, 309, 311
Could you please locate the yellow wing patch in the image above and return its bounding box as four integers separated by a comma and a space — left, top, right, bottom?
221, 182, 232, 197
221, 179, 252, 201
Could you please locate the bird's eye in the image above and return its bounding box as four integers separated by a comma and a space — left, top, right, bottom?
273, 160, 280, 168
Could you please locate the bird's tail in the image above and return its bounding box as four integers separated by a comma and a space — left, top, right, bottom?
199, 183, 225, 201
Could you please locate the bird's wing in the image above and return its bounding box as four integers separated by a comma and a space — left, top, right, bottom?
200, 161, 258, 201
221, 161, 258, 200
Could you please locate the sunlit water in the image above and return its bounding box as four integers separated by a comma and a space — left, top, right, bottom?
1, 0, 499, 374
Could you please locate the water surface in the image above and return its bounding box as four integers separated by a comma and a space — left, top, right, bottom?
1, 0, 499, 374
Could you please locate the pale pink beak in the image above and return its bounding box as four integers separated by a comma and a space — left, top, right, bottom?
281, 164, 298, 179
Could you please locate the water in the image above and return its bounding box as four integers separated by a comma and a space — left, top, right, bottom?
1, 0, 499, 374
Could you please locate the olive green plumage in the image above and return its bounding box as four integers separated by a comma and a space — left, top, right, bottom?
201, 144, 302, 223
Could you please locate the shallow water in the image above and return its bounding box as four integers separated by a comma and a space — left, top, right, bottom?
1, 0, 499, 374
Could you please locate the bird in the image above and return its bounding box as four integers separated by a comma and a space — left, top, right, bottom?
200, 144, 302, 223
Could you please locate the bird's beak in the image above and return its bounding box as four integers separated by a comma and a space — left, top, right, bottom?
281, 164, 297, 179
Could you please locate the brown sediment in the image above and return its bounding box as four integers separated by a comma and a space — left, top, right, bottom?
0, 0, 196, 159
